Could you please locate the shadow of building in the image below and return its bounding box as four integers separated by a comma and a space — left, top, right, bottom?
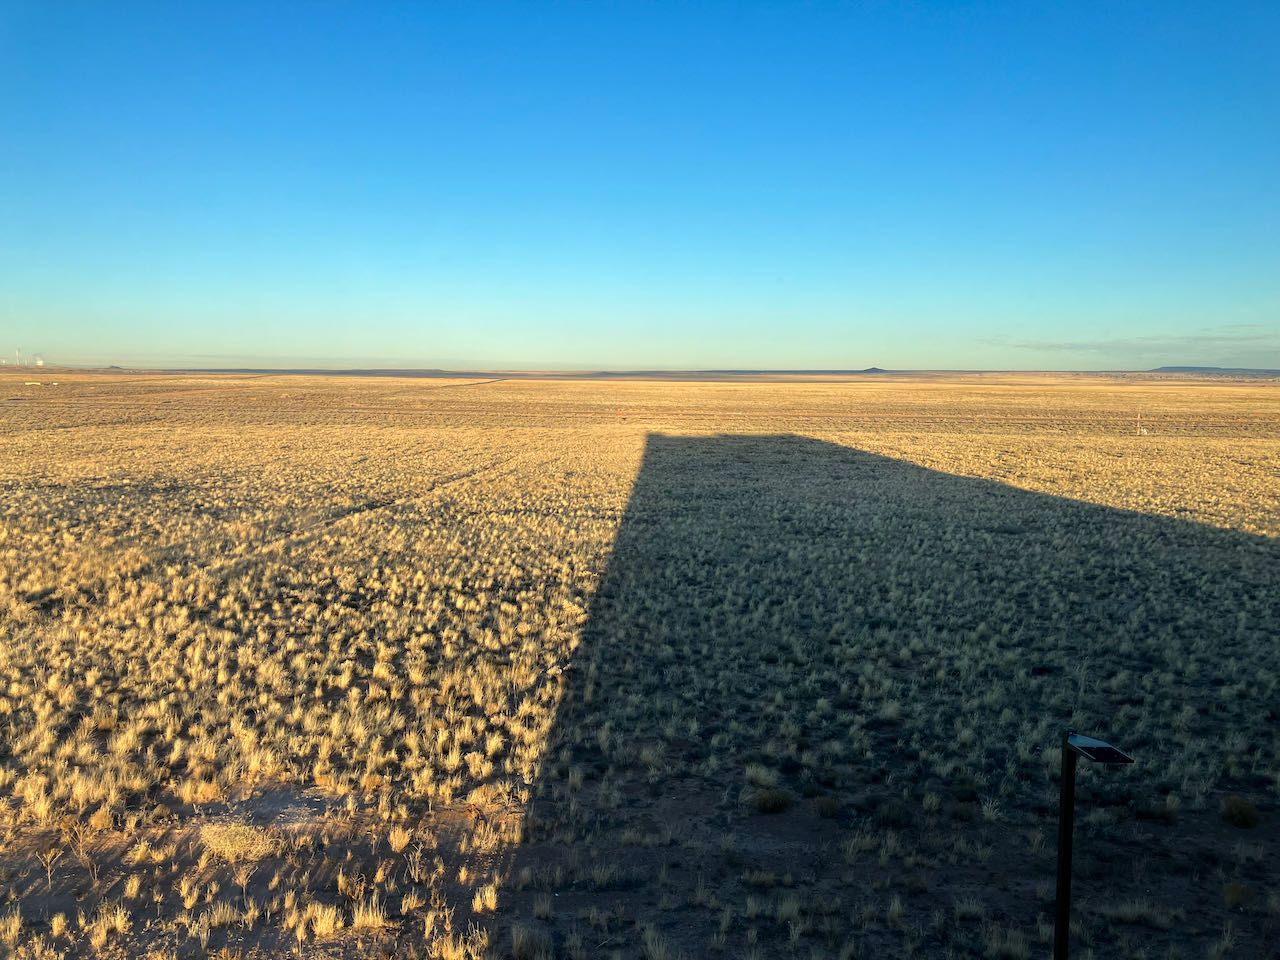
477, 433, 1278, 959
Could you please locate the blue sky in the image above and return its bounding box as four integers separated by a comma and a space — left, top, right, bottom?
2, 2, 1278, 370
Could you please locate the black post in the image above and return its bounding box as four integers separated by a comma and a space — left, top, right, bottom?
1054, 729, 1077, 960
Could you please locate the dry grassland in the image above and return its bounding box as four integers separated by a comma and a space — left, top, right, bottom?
0, 370, 1277, 959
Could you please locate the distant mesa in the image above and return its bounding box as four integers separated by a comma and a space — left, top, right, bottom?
1150, 366, 1280, 376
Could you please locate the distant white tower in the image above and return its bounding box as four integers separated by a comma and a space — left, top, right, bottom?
14, 348, 21, 367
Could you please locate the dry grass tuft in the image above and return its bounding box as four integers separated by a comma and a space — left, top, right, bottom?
200, 822, 277, 862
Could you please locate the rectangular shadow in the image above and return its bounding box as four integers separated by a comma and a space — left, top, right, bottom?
480, 432, 1279, 958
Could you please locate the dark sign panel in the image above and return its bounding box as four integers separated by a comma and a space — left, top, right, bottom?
1067, 733, 1134, 765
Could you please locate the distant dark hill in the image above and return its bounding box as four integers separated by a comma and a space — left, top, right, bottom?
1150, 366, 1279, 376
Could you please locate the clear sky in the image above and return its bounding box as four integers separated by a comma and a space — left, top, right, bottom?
2, 2, 1278, 370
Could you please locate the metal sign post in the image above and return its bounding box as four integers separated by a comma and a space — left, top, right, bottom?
1054, 731, 1134, 960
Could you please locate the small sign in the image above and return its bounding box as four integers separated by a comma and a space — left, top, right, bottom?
1067, 733, 1133, 765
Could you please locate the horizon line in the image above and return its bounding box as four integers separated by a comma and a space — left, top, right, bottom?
7, 364, 1279, 380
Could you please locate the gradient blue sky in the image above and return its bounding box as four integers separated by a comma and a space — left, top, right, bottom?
2, 2, 1278, 370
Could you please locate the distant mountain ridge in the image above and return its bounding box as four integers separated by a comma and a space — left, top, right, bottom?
1150, 366, 1279, 376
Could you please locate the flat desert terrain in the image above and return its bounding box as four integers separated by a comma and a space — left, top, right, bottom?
0, 370, 1277, 959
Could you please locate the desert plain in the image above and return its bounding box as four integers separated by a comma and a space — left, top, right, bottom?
0, 369, 1277, 959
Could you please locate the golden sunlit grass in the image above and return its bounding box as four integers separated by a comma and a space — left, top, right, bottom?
0, 369, 1276, 957
200, 823, 278, 863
